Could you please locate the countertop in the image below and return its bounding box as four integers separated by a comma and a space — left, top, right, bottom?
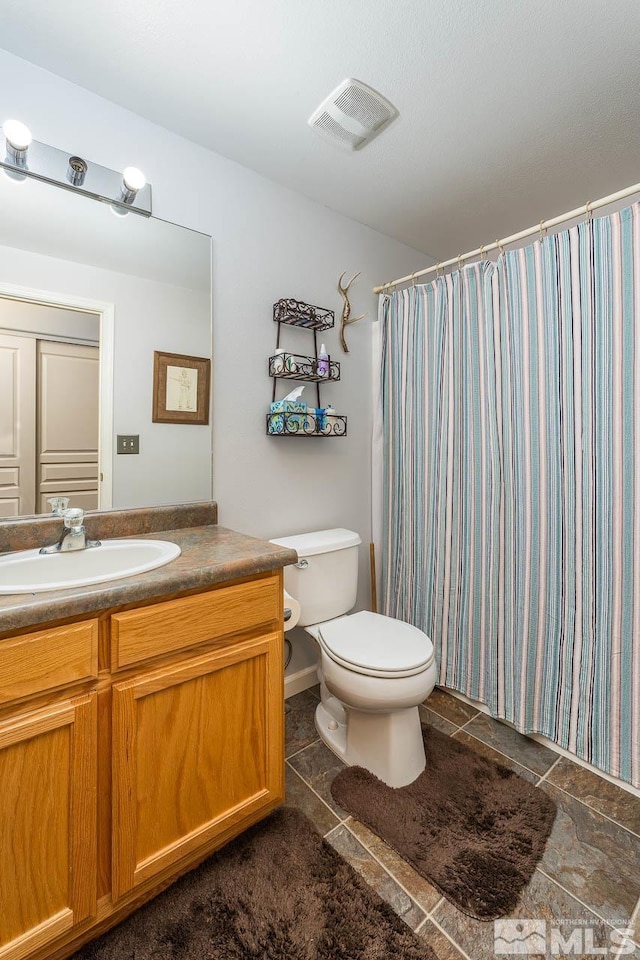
0, 524, 298, 635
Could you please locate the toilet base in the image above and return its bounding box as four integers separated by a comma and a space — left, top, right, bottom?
315, 699, 347, 760
315, 697, 426, 788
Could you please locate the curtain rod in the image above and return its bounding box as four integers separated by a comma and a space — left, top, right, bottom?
373, 180, 640, 294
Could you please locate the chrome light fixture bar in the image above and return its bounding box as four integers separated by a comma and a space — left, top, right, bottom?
0, 120, 152, 216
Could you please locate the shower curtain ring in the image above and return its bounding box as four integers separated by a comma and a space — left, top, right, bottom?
585, 200, 593, 225
436, 262, 443, 278
457, 253, 464, 271
480, 244, 486, 262
496, 239, 505, 257
411, 271, 418, 287
539, 219, 547, 242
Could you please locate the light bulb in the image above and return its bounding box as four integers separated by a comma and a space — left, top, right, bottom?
120, 166, 146, 204
2, 119, 32, 165
123, 166, 145, 191
2, 119, 32, 150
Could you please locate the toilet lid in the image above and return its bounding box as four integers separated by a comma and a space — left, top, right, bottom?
318, 611, 434, 678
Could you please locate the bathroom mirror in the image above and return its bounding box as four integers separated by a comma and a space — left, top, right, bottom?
0, 171, 212, 520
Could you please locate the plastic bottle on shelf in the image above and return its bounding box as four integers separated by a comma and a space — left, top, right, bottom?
324, 404, 336, 433
285, 352, 297, 373
272, 347, 285, 374
317, 344, 329, 377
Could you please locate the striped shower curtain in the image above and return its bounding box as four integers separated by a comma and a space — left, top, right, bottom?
380, 202, 640, 787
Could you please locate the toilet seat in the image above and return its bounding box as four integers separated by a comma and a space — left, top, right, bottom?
318, 611, 434, 679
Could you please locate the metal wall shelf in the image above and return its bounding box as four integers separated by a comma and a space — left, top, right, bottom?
266, 411, 347, 437
273, 298, 334, 331
268, 298, 347, 438
268, 352, 340, 382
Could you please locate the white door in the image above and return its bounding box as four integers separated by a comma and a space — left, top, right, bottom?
37, 340, 100, 512
0, 333, 36, 516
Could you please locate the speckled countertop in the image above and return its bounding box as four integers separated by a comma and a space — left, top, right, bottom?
0, 524, 298, 636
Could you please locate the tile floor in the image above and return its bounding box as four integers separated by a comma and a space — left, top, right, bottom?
284, 685, 640, 959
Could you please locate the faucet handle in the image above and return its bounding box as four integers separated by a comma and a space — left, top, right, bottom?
62, 508, 85, 529
47, 496, 70, 516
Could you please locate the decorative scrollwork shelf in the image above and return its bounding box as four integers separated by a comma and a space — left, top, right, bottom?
268, 299, 347, 438
268, 351, 340, 383
273, 298, 334, 331
266, 410, 348, 437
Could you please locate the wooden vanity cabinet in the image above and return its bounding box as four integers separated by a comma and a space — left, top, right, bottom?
0, 569, 285, 960
0, 694, 97, 960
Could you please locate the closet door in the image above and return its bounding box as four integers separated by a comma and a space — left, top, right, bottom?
37, 341, 99, 512
0, 334, 36, 517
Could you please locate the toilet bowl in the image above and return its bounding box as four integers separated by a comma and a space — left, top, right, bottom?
307, 611, 436, 786
270, 529, 436, 787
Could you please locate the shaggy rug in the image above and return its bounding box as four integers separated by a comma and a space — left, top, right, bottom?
331, 723, 557, 920
71, 807, 437, 960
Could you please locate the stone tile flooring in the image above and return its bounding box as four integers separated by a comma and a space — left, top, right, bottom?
284, 686, 640, 959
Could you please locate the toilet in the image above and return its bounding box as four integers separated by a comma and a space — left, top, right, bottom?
270, 528, 436, 787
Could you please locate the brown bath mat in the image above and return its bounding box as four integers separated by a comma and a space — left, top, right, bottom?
331, 724, 557, 921
71, 808, 437, 960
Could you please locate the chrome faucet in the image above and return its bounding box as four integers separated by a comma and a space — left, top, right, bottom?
39, 508, 101, 554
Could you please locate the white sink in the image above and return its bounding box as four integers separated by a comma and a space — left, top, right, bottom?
0, 539, 181, 594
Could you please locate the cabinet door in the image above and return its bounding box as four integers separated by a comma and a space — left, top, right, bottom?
0, 694, 97, 960
112, 632, 284, 900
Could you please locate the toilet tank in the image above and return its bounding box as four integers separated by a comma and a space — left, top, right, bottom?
270, 528, 362, 626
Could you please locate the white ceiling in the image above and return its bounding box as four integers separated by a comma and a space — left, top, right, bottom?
1, 0, 639, 258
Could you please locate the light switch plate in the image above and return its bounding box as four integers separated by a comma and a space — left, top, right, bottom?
117, 434, 139, 454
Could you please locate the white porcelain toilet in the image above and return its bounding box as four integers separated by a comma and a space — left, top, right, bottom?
270, 528, 436, 787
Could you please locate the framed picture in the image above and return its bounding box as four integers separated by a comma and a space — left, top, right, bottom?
152, 351, 211, 425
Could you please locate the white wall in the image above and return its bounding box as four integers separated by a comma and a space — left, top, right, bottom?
0, 48, 427, 673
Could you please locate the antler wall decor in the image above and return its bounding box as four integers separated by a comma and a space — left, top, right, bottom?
338, 271, 367, 353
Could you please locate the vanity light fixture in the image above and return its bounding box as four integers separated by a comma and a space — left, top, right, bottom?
0, 119, 152, 216
2, 119, 32, 165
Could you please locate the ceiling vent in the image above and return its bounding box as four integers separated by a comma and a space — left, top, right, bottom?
308, 79, 397, 151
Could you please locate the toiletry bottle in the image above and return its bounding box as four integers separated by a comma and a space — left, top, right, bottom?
317, 344, 329, 377
325, 404, 336, 433
272, 347, 285, 374
285, 352, 297, 373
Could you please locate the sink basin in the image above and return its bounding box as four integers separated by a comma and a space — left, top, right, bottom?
0, 539, 181, 594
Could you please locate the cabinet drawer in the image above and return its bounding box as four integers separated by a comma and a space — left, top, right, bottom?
111, 574, 280, 669
0, 620, 98, 705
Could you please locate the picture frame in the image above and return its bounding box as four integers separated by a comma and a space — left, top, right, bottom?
152, 351, 211, 425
